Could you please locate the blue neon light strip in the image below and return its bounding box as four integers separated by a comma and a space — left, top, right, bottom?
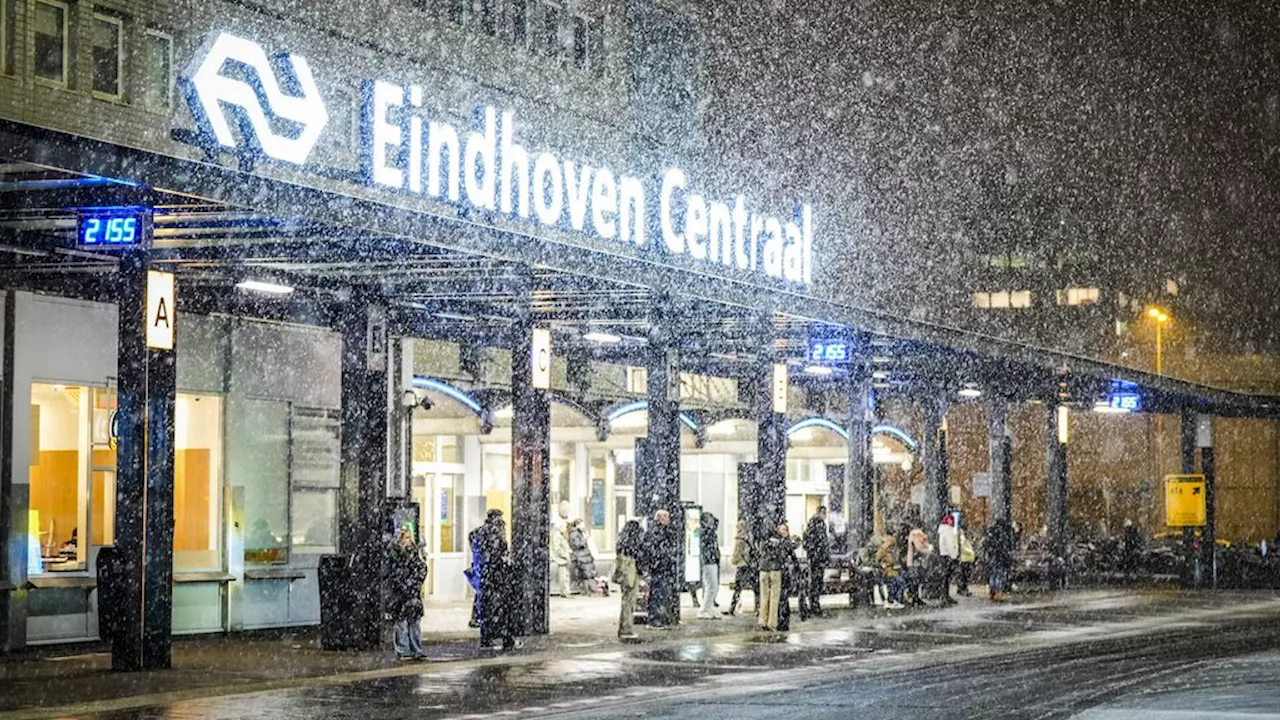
412, 377, 482, 414
787, 417, 850, 440
606, 400, 699, 432
873, 424, 919, 452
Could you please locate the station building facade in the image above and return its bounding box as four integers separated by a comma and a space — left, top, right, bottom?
0, 0, 1276, 658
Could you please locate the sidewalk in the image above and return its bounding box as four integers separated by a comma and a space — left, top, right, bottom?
0, 584, 1174, 717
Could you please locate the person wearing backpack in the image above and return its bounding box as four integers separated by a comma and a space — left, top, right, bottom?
726, 519, 757, 616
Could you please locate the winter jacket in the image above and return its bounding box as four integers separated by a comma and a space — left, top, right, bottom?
803, 514, 831, 568
758, 533, 793, 573
387, 542, 429, 621
960, 534, 976, 564
550, 527, 571, 565
876, 543, 901, 577
986, 519, 1015, 568
700, 520, 721, 567
569, 526, 598, 581
645, 522, 680, 577
731, 532, 755, 568
937, 523, 960, 560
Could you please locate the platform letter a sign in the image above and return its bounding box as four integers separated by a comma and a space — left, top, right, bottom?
146, 270, 176, 351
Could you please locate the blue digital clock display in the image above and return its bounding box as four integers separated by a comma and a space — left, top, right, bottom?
78, 210, 148, 248
808, 339, 851, 363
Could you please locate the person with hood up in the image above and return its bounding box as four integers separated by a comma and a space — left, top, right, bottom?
697, 512, 722, 620
726, 519, 757, 616
986, 516, 1015, 602
802, 506, 831, 618
936, 512, 960, 605
614, 520, 643, 641
387, 528, 429, 660
550, 521, 571, 598
475, 510, 518, 650
569, 519, 599, 595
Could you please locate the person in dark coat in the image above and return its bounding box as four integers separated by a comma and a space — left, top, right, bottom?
569, 519, 599, 595
802, 506, 831, 618
726, 519, 758, 616
986, 517, 1015, 602
1120, 519, 1142, 581
475, 510, 518, 649
777, 524, 803, 631
697, 512, 721, 620
387, 528, 429, 660
645, 509, 680, 627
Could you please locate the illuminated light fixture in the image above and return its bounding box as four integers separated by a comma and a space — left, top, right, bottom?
1146, 306, 1170, 324
791, 428, 816, 442
1057, 405, 1070, 444
708, 420, 739, 437
434, 312, 476, 322
583, 331, 622, 344
411, 376, 482, 414
493, 405, 514, 420
235, 279, 294, 295
606, 400, 699, 432
872, 370, 890, 380
873, 424, 920, 452
804, 365, 834, 376
1092, 400, 1128, 414
958, 385, 982, 399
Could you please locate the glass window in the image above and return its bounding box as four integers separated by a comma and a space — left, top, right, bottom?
542, 2, 561, 59
175, 394, 222, 571
588, 17, 605, 76
34, 0, 68, 86
140, 30, 172, 111
29, 383, 89, 573
572, 16, 588, 69
289, 407, 340, 555
2, 0, 15, 75
479, 0, 498, 35
90, 388, 117, 550
446, 0, 466, 24
510, 0, 529, 48
236, 399, 289, 565
1010, 290, 1032, 308
91, 13, 123, 99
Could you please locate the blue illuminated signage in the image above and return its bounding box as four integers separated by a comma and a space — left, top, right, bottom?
1107, 381, 1142, 412
78, 210, 150, 248
808, 339, 851, 364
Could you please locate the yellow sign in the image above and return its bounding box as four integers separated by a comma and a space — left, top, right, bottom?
145, 270, 175, 350
1165, 474, 1206, 527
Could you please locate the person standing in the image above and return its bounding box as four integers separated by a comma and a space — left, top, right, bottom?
802, 506, 831, 618
957, 530, 976, 596
569, 519, 599, 595
726, 519, 757, 616
697, 512, 721, 620
986, 517, 1014, 602
757, 522, 787, 631
615, 520, 643, 641
777, 524, 802, 631
1120, 519, 1142, 581
550, 522, 571, 598
936, 513, 960, 605
645, 509, 679, 627
387, 528, 429, 660
905, 528, 933, 605
476, 510, 517, 650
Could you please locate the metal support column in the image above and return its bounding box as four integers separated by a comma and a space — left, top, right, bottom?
988, 400, 1013, 525
0, 291, 19, 653
1046, 402, 1069, 558
756, 354, 786, 538
110, 251, 177, 671
644, 311, 683, 624
511, 306, 551, 635
921, 395, 948, 529
1178, 409, 1202, 588
1197, 415, 1216, 588
328, 294, 389, 651
845, 368, 874, 550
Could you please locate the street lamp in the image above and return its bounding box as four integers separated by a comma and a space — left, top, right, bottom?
1146, 306, 1170, 375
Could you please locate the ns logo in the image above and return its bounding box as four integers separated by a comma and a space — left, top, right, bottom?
179, 32, 328, 166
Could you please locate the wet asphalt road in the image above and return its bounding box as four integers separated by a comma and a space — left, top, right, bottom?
57, 592, 1280, 720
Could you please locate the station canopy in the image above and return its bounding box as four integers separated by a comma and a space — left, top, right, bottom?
0, 133, 1276, 421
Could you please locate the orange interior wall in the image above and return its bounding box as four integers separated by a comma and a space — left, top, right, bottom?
174, 449, 212, 551
30, 450, 79, 551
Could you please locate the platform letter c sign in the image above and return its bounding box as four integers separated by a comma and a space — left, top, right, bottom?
184, 32, 328, 165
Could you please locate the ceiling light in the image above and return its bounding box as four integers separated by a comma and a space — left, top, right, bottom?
872, 370, 889, 380
708, 420, 739, 437
583, 331, 622, 344
236, 279, 294, 295
804, 365, 834, 376
958, 385, 982, 399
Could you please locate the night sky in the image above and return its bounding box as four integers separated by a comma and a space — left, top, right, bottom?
703, 1, 1280, 354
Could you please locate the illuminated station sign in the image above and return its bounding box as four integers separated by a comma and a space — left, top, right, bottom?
182, 33, 816, 286
77, 209, 151, 249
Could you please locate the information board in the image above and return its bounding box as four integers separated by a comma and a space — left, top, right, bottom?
1165, 474, 1206, 527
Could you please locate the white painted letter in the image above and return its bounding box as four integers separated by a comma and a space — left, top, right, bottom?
464, 106, 498, 210
783, 220, 803, 282
499, 111, 530, 219
371, 80, 404, 189
732, 195, 750, 270
427, 121, 461, 202
763, 217, 784, 278
533, 152, 564, 226
591, 168, 618, 239
801, 204, 813, 285
660, 168, 687, 254
563, 160, 594, 231
708, 201, 734, 266
685, 194, 709, 260
619, 175, 646, 246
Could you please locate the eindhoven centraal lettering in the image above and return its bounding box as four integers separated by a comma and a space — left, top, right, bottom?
364, 80, 814, 285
